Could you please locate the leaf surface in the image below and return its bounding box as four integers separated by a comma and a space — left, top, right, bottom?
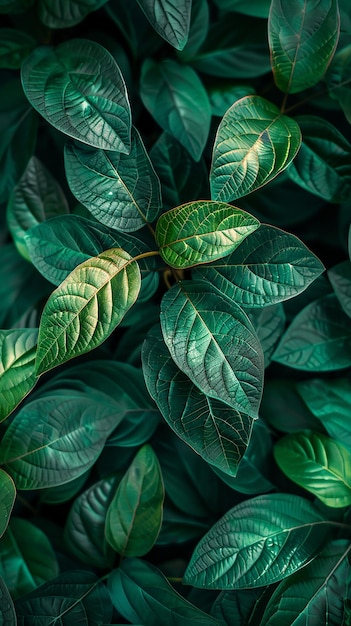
0, 28, 36, 69
39, 0, 109, 27
0, 328, 38, 423
136, 0, 192, 50
328, 260, 351, 317
0, 577, 16, 625
326, 44, 351, 123
0, 471, 15, 540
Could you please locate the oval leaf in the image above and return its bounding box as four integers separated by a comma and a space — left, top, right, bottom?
39, 0, 109, 28
21, 39, 131, 152
0, 328, 38, 423
136, 0, 192, 50
210, 95, 301, 202
0, 28, 36, 69
0, 470, 15, 540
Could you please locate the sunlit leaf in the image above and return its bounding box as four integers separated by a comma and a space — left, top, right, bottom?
136, 0, 192, 50
0, 577, 16, 625
210, 96, 301, 202
0, 470, 15, 540
0, 28, 36, 69
39, 0, 109, 28
0, 328, 38, 423
328, 260, 351, 317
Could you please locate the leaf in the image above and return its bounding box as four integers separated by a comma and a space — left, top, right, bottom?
0, 328, 38, 423
136, 0, 192, 50
214, 0, 271, 18
326, 44, 351, 123
21, 39, 131, 152
0, 577, 16, 625
247, 304, 286, 367
208, 84, 255, 118
286, 115, 351, 203
105, 444, 164, 556
140, 58, 211, 161
0, 518, 59, 599
64, 128, 161, 232
328, 260, 351, 317
272, 294, 351, 371
183, 494, 331, 589
35, 248, 141, 376
39, 0, 109, 28
261, 379, 323, 435
15, 570, 113, 625
211, 587, 271, 626
105, 0, 162, 59
142, 324, 254, 477
0, 29, 36, 69
260, 540, 351, 625
177, 0, 209, 61
40, 470, 90, 505
193, 225, 324, 308
108, 558, 220, 625
155, 200, 259, 269
0, 470, 15, 539
160, 280, 264, 418
0, 390, 122, 489
274, 431, 351, 507
210, 96, 301, 202
268, 0, 340, 94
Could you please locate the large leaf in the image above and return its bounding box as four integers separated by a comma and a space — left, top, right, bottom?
214, 0, 271, 18
160, 280, 264, 418
140, 58, 211, 161
247, 304, 285, 367
136, 0, 192, 50
211, 587, 271, 626
65, 128, 161, 232
274, 431, 351, 507
261, 378, 323, 435
194, 224, 324, 308
0, 470, 15, 539
183, 494, 331, 589
0, 328, 38, 423
208, 84, 255, 118
326, 44, 351, 123
268, 0, 340, 94
108, 558, 219, 625
39, 0, 109, 28
272, 294, 351, 371
105, 0, 162, 59
35, 248, 141, 376
210, 96, 301, 202
142, 324, 254, 476
21, 39, 131, 152
155, 200, 259, 269
177, 0, 209, 62
328, 260, 351, 317
105, 444, 164, 557
0, 28, 36, 69
0, 577, 16, 625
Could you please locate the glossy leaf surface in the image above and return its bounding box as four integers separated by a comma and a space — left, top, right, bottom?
39, 0, 109, 28
210, 96, 301, 202
0, 28, 36, 69
21, 39, 131, 152
0, 471, 15, 539
160, 280, 264, 418
136, 0, 192, 50
0, 328, 38, 423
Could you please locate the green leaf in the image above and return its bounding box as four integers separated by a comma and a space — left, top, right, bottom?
326, 44, 351, 123
0, 390, 121, 489
260, 540, 351, 625
35, 248, 141, 376
210, 96, 301, 202
0, 518, 59, 599
0, 328, 38, 423
177, 0, 209, 61
211, 587, 271, 626
194, 224, 324, 308
208, 84, 255, 117
105, 444, 164, 557
268, 0, 340, 94
21, 39, 131, 152
40, 470, 90, 505
214, 0, 271, 18
274, 431, 351, 507
0, 0, 33, 12
64, 128, 161, 232
39, 0, 109, 28
272, 294, 351, 371
0, 470, 15, 539
286, 115, 351, 202
261, 378, 323, 435
155, 200, 259, 269
328, 260, 351, 317
140, 58, 211, 161
105, 0, 162, 59
160, 280, 264, 418
108, 558, 220, 625
136, 0, 192, 50
0, 29, 36, 69
247, 304, 286, 366
0, 577, 16, 625
183, 494, 331, 589
142, 324, 254, 477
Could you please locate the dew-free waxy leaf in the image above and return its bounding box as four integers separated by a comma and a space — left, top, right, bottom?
39, 0, 110, 28
210, 96, 301, 202
268, 0, 340, 94
0, 470, 15, 539
136, 0, 192, 50
0, 328, 38, 423
21, 39, 131, 152
0, 28, 36, 69
35, 248, 141, 375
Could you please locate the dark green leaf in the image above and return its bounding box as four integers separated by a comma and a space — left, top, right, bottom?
211, 587, 271, 626
326, 44, 351, 123
183, 494, 331, 589
214, 0, 271, 18
0, 328, 38, 423
105, 0, 162, 59
39, 0, 109, 28
247, 304, 285, 367
177, 0, 209, 61
0, 577, 16, 626
0, 470, 16, 539
21, 39, 131, 152
40, 470, 90, 505
0, 0, 33, 11
328, 260, 351, 317
261, 379, 323, 434
208, 84, 255, 117
136, 0, 192, 50
160, 280, 264, 418
210, 96, 301, 202
0, 29, 36, 69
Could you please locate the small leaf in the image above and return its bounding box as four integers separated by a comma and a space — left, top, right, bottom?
328, 260, 351, 317
136, 0, 192, 50
326, 44, 351, 123
0, 470, 16, 539
0, 328, 38, 423
274, 431, 351, 507
183, 494, 331, 589
268, 0, 340, 94
160, 280, 264, 418
210, 96, 301, 202
21, 39, 131, 152
39, 0, 109, 28
35, 248, 141, 376
155, 200, 259, 269
0, 28, 36, 69
0, 577, 16, 625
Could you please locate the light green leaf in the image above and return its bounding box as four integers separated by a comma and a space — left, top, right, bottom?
183, 494, 331, 589
136, 0, 192, 50
210, 96, 301, 202
35, 248, 141, 376
21, 39, 131, 152
0, 518, 58, 599
105, 444, 164, 557
0, 29, 36, 69
328, 260, 351, 317
39, 0, 109, 28
272, 294, 351, 371
0, 328, 38, 423
326, 44, 351, 123
0, 470, 15, 540
155, 200, 259, 269
274, 431, 351, 507
140, 58, 211, 161
214, 0, 271, 18
0, 577, 16, 625
193, 225, 324, 307
160, 280, 264, 418
268, 0, 340, 94
64, 128, 161, 232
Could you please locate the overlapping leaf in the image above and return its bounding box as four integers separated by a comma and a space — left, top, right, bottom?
21, 39, 131, 152
211, 587, 270, 625
136, 0, 192, 50
214, 0, 270, 18
177, 0, 209, 61
326, 44, 351, 123
328, 260, 351, 317
0, 577, 16, 625
247, 303, 286, 366
39, 0, 109, 28
0, 470, 15, 539
0, 28, 36, 69
210, 96, 301, 202
0, 328, 38, 423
